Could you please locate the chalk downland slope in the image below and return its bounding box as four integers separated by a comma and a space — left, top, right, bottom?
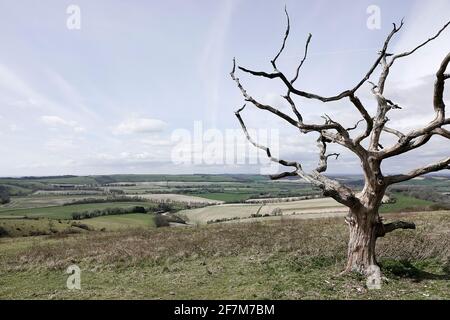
0, 211, 448, 299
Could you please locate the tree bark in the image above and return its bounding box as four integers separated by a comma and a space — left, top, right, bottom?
344, 206, 380, 274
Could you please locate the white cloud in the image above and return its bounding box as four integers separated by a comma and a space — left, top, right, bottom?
40, 115, 85, 132
9, 123, 20, 132
45, 138, 76, 152
113, 118, 167, 135
140, 137, 173, 146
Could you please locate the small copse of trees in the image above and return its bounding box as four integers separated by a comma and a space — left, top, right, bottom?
0, 186, 10, 204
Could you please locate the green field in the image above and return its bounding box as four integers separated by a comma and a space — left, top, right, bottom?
0, 195, 107, 212
192, 192, 255, 202
380, 194, 436, 213
82, 213, 155, 230
0, 202, 153, 220
0, 213, 156, 237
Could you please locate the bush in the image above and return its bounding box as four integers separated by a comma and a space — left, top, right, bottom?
71, 206, 149, 220
70, 222, 91, 231
0, 186, 10, 204
65, 196, 146, 206
271, 208, 282, 216
156, 202, 174, 212
0, 226, 9, 237
133, 206, 147, 213
154, 214, 170, 228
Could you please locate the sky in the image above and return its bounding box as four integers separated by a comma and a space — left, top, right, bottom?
0, 0, 449, 177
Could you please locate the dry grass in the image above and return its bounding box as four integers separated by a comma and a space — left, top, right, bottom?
1, 211, 448, 299
2, 212, 448, 272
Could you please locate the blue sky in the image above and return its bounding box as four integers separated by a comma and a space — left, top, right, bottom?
0, 0, 449, 176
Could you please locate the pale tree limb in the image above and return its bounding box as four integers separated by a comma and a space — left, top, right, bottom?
379, 52, 450, 159
234, 105, 359, 207
433, 127, 450, 139
368, 81, 403, 151
377, 220, 416, 237
382, 126, 405, 140
385, 157, 450, 185
387, 21, 450, 67
377, 20, 450, 93
315, 133, 340, 173
234, 104, 304, 180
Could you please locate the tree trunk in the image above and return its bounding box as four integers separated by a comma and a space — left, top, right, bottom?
343, 207, 380, 274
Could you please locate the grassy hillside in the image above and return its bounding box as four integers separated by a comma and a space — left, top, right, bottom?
0, 214, 156, 237
81, 213, 155, 230
0, 202, 153, 220
0, 211, 448, 299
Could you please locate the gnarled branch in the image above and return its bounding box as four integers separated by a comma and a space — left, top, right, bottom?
377, 220, 416, 237
234, 105, 358, 207
385, 157, 450, 185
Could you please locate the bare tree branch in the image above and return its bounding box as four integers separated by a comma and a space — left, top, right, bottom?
282, 93, 303, 123
291, 33, 312, 84
271, 6, 290, 72
377, 220, 416, 237
234, 104, 303, 179
385, 157, 450, 185
316, 133, 339, 173
230, 58, 300, 128
379, 52, 450, 159
231, 59, 357, 147
389, 21, 450, 65
234, 105, 359, 207
433, 127, 450, 139
349, 94, 373, 144
346, 119, 364, 132
238, 21, 404, 103
368, 81, 404, 151
377, 20, 450, 93
382, 126, 405, 140
434, 52, 450, 115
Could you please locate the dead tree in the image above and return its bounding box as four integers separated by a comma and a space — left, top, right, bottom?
231, 10, 450, 277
